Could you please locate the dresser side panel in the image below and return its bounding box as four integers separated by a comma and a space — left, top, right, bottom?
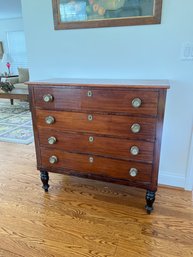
151, 89, 167, 191
28, 85, 42, 169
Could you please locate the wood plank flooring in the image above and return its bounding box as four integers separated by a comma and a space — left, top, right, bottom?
0, 142, 193, 257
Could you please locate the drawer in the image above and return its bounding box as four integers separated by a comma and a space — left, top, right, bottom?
35, 110, 156, 141
38, 129, 154, 163
40, 147, 152, 183
33, 86, 158, 116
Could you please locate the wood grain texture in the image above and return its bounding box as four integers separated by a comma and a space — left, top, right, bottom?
0, 142, 193, 257
29, 80, 169, 212
36, 109, 157, 141
27, 78, 170, 88
40, 147, 152, 183
33, 86, 158, 116
38, 129, 154, 163
0, 88, 29, 101
151, 89, 167, 191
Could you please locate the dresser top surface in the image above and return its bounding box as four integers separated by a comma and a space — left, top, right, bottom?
26, 78, 170, 89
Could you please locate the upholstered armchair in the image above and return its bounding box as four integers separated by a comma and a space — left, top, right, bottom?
5, 68, 29, 91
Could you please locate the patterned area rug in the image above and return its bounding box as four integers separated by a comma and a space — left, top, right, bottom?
0, 101, 33, 144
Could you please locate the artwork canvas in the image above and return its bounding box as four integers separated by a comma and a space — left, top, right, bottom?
52, 0, 162, 29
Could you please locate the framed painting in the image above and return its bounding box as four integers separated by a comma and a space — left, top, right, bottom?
52, 0, 163, 30
0, 42, 4, 59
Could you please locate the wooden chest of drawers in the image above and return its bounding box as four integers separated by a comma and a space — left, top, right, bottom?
28, 79, 169, 214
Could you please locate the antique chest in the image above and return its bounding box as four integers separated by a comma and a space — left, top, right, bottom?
27, 79, 169, 214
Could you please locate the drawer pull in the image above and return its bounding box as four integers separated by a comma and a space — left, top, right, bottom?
88, 114, 93, 121
130, 146, 139, 155
87, 90, 92, 97
89, 136, 94, 142
45, 116, 55, 125
132, 98, 142, 108
49, 155, 58, 164
48, 136, 57, 145
131, 123, 141, 133
43, 94, 53, 103
129, 168, 138, 177
89, 156, 94, 163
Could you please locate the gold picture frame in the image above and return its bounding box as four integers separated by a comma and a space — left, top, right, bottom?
0, 42, 4, 59
52, 0, 162, 30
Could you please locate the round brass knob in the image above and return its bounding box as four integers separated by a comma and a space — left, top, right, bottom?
45, 116, 55, 125
129, 168, 138, 177
130, 146, 139, 155
48, 136, 57, 145
132, 98, 142, 108
87, 90, 92, 97
89, 156, 94, 163
89, 136, 94, 142
43, 94, 53, 103
88, 114, 93, 121
131, 123, 141, 133
49, 155, 58, 164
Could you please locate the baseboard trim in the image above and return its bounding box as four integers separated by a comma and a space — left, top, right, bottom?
158, 172, 186, 189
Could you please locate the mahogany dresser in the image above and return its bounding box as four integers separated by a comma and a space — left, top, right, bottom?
27, 79, 170, 214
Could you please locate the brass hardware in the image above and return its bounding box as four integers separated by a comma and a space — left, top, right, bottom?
132, 98, 142, 108
89, 156, 94, 163
45, 116, 55, 125
48, 136, 57, 145
129, 168, 138, 177
89, 136, 94, 142
49, 155, 58, 164
88, 114, 93, 121
43, 94, 53, 103
130, 146, 139, 155
87, 90, 92, 97
131, 123, 141, 133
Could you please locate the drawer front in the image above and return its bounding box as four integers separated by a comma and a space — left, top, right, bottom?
36, 110, 156, 140
40, 148, 152, 183
38, 129, 154, 162
33, 87, 158, 116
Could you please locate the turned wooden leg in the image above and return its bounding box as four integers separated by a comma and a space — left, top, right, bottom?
145, 190, 156, 214
40, 170, 49, 192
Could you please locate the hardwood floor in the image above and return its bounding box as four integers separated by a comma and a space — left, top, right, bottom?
0, 142, 193, 257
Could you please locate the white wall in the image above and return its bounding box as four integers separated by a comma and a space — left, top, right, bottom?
21, 0, 193, 189
0, 18, 24, 74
